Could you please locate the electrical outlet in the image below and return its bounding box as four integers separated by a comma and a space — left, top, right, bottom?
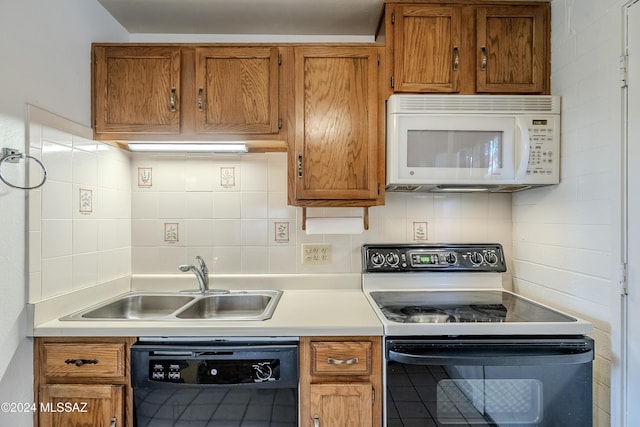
301, 243, 332, 265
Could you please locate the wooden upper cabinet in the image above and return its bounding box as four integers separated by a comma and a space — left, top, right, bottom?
393, 5, 461, 93
195, 47, 280, 134
93, 46, 181, 135
292, 47, 380, 205
476, 6, 547, 93
383, 2, 550, 95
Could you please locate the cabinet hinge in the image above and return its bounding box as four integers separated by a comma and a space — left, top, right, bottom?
278, 53, 282, 66
620, 54, 629, 88
390, 76, 395, 89
278, 117, 282, 129
372, 387, 375, 404
391, 11, 395, 25
377, 54, 380, 66
620, 262, 629, 295
297, 153, 303, 178
377, 184, 380, 195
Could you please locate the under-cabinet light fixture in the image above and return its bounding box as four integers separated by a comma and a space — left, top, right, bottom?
127, 142, 248, 153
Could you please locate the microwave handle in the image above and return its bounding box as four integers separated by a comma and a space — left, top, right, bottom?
514, 117, 531, 180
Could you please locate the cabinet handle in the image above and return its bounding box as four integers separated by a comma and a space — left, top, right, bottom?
169, 87, 176, 112
197, 87, 204, 112
453, 46, 459, 71
481, 47, 487, 71
327, 357, 359, 365
313, 415, 320, 427
297, 153, 303, 178
110, 417, 117, 427
64, 358, 98, 367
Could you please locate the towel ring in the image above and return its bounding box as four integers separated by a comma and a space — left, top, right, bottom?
0, 149, 47, 190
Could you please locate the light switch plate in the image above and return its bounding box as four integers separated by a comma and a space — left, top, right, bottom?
301, 243, 332, 265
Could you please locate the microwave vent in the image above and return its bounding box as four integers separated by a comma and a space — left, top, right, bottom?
390, 95, 560, 115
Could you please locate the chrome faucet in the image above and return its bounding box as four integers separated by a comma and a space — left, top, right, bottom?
179, 256, 209, 293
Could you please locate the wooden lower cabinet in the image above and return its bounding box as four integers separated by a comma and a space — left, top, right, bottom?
34, 337, 135, 427
300, 336, 382, 427
39, 384, 123, 427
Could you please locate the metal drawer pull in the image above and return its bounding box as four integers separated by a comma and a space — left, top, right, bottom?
313, 415, 320, 427
197, 87, 204, 112
169, 87, 176, 112
327, 357, 358, 365
453, 46, 459, 71
481, 46, 487, 71
64, 358, 98, 367
110, 417, 117, 427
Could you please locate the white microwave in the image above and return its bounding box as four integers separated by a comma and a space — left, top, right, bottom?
386, 94, 561, 192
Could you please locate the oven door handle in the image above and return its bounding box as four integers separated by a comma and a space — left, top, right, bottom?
388, 348, 593, 366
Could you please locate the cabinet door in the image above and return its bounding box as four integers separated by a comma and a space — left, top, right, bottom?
93, 46, 181, 134
39, 384, 123, 427
476, 6, 547, 93
309, 383, 373, 427
195, 47, 280, 134
293, 47, 379, 203
393, 5, 461, 93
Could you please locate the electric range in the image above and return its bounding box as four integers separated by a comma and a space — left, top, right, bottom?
361, 243, 595, 427
362, 243, 592, 336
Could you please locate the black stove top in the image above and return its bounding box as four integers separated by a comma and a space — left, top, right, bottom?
370, 290, 576, 324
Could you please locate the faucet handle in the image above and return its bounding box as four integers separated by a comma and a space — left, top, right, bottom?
195, 255, 208, 275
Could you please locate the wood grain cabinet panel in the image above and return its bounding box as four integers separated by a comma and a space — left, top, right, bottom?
382, 2, 550, 95
35, 338, 135, 427
291, 46, 381, 206
195, 46, 280, 134
93, 46, 181, 135
300, 336, 382, 427
39, 384, 123, 427
476, 6, 547, 93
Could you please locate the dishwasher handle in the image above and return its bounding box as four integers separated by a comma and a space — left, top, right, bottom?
388, 346, 594, 366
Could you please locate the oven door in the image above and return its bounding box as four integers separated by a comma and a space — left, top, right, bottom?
385, 337, 593, 427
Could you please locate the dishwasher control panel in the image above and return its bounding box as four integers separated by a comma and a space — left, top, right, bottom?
131, 342, 299, 388
149, 359, 279, 384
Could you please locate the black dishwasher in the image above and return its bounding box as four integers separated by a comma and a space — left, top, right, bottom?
131, 337, 299, 427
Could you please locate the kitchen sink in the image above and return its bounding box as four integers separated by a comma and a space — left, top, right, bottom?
60, 290, 282, 321
175, 292, 279, 320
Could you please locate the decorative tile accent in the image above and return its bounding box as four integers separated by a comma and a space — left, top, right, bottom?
138, 167, 152, 187
164, 222, 179, 243
79, 188, 92, 213
220, 166, 236, 188
413, 221, 428, 241
274, 221, 289, 243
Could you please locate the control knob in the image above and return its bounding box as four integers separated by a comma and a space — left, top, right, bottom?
444, 252, 457, 264
386, 252, 400, 266
253, 363, 273, 381
370, 252, 385, 267
469, 252, 484, 266
484, 251, 498, 265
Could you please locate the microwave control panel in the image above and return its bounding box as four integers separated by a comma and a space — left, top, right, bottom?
525, 116, 559, 182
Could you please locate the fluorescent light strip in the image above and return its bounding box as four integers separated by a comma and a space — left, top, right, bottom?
127, 142, 248, 153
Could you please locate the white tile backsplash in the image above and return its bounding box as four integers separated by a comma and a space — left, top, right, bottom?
28, 110, 131, 302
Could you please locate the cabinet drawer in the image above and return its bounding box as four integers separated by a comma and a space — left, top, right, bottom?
311, 341, 371, 376
43, 343, 126, 380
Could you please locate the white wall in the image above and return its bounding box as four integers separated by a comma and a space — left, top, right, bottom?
0, 1, 127, 425
512, 1, 625, 426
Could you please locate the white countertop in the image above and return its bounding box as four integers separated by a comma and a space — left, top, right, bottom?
31, 274, 384, 338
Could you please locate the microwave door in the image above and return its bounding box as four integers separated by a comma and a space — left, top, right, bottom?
392, 115, 516, 184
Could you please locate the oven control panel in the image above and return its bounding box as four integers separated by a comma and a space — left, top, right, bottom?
363, 244, 506, 272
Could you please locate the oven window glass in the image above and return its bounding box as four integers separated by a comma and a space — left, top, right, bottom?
407, 130, 502, 171
387, 361, 592, 427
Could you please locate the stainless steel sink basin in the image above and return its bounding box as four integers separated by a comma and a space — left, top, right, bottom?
175, 291, 280, 320
59, 290, 282, 321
